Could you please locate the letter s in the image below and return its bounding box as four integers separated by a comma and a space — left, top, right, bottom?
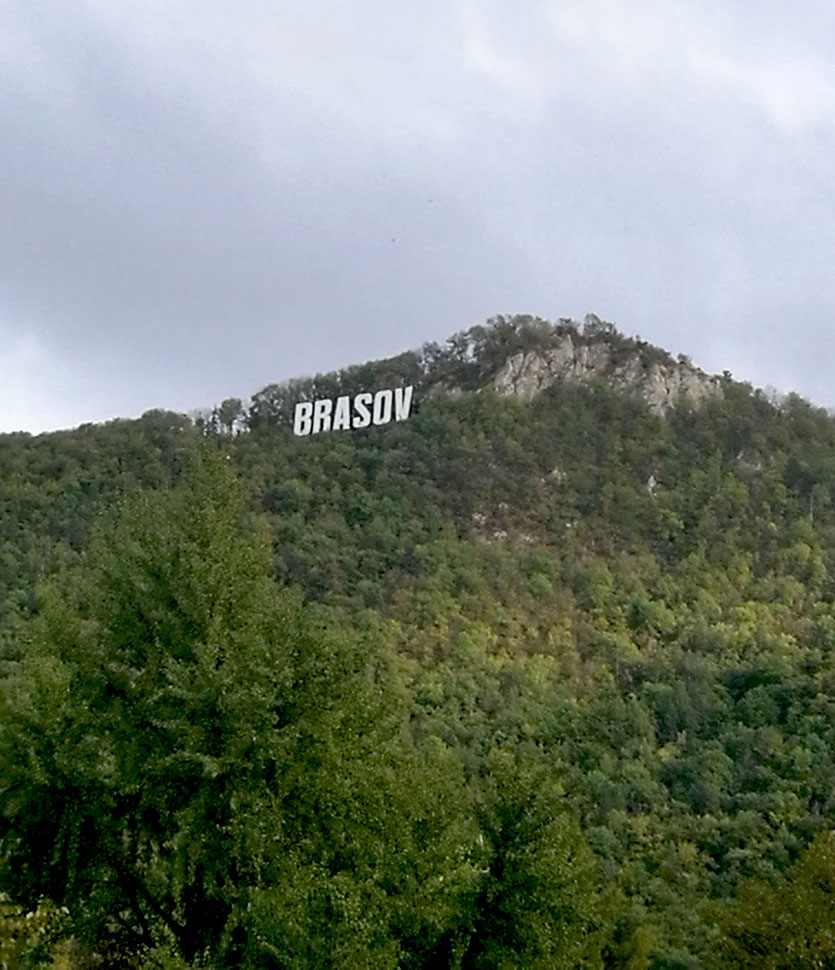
353, 392, 372, 428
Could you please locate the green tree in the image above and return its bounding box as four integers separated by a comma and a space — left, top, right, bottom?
216, 398, 244, 436
713, 831, 835, 968
460, 750, 609, 969
0, 451, 477, 967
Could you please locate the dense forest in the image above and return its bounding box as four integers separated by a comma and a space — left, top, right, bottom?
3, 315, 835, 968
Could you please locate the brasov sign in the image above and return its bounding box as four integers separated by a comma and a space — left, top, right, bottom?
293, 386, 414, 436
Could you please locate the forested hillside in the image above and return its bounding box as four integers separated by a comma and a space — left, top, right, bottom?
4, 315, 835, 968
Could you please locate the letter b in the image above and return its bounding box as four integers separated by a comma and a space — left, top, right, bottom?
293, 401, 313, 436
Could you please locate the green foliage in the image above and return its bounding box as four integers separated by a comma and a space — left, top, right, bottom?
459, 750, 609, 969
0, 451, 480, 967
0, 894, 70, 969
5, 315, 835, 964
713, 831, 835, 968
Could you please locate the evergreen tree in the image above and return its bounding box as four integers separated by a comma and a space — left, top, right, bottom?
0, 449, 478, 967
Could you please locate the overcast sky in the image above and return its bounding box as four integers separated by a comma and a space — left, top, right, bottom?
1, 0, 833, 433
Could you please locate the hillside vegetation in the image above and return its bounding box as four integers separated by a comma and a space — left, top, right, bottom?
3, 315, 835, 968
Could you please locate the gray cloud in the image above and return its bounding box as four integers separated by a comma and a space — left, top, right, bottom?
1, 0, 833, 431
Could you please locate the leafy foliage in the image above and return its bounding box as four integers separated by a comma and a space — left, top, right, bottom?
713, 832, 835, 968
4, 315, 835, 965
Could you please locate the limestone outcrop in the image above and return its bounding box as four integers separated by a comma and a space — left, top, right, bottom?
491, 333, 721, 414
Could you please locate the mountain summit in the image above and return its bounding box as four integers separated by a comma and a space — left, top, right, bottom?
234, 314, 724, 435
491, 316, 721, 414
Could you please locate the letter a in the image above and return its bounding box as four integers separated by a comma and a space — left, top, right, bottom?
332, 395, 351, 431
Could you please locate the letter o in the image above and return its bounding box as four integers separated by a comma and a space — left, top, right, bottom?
372, 389, 393, 425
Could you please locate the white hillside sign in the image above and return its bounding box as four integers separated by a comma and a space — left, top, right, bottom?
293, 386, 414, 436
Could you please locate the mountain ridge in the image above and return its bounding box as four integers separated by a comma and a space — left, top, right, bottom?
212, 314, 733, 437
0, 315, 801, 441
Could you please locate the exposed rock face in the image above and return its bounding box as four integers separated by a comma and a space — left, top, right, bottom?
492, 333, 721, 415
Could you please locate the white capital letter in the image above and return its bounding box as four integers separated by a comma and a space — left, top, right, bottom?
394, 385, 413, 421
293, 401, 313, 436
332, 395, 351, 431
312, 398, 333, 434
353, 392, 372, 428
372, 389, 393, 425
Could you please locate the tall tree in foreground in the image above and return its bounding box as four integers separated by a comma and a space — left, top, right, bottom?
0, 449, 479, 968
459, 750, 609, 970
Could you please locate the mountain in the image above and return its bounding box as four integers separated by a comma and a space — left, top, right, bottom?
3, 314, 835, 968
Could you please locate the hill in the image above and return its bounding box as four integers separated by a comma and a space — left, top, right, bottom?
3, 314, 835, 968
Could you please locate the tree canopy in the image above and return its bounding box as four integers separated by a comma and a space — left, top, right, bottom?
4, 315, 835, 966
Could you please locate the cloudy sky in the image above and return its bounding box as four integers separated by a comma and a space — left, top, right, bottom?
1, 0, 833, 433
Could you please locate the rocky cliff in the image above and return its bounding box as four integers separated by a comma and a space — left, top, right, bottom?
491, 330, 722, 415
